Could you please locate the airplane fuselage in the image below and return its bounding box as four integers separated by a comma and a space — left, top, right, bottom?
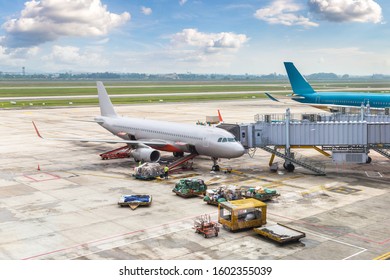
284, 62, 390, 110
96, 116, 245, 159
293, 92, 390, 108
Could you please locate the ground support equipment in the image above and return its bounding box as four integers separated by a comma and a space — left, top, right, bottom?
193, 214, 220, 238
253, 223, 305, 244
118, 194, 152, 210
100, 145, 131, 160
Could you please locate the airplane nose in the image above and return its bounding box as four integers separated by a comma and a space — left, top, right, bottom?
233, 143, 245, 157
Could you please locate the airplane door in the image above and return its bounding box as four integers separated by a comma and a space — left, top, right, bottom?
202, 136, 209, 147
316, 96, 321, 103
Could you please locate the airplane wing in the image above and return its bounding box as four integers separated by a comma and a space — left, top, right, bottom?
304, 103, 384, 113
32, 121, 169, 147
137, 138, 191, 153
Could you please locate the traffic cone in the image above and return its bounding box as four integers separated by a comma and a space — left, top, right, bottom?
37, 164, 40, 171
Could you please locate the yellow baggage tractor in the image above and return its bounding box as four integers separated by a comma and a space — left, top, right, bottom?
218, 198, 267, 231
253, 223, 306, 244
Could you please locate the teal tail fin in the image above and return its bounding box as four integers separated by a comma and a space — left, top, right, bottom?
97, 81, 117, 117
284, 62, 315, 95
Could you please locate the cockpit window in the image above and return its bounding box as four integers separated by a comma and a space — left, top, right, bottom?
218, 137, 236, 143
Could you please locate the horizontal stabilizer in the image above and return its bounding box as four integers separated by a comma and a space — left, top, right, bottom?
68, 119, 104, 124
265, 92, 280, 102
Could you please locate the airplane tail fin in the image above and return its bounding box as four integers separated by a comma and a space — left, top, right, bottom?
97, 81, 117, 117
217, 109, 224, 123
284, 62, 315, 95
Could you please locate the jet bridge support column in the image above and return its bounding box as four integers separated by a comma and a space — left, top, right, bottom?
284, 108, 295, 172
285, 108, 290, 155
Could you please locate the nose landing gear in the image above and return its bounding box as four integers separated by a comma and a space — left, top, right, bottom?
283, 162, 295, 172
211, 157, 220, 172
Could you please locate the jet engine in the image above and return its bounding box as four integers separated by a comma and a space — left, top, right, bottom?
131, 148, 160, 162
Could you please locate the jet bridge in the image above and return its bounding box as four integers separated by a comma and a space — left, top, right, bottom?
238, 108, 390, 175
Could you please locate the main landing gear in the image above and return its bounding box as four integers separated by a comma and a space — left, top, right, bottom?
173, 152, 184, 157
211, 157, 220, 172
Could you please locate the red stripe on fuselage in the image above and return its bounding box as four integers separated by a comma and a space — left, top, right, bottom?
149, 144, 183, 153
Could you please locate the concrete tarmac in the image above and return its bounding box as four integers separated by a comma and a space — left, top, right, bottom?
0, 99, 389, 260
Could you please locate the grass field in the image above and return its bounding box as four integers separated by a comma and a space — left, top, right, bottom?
0, 92, 273, 109
0, 84, 286, 98
1, 79, 390, 109
0, 80, 277, 108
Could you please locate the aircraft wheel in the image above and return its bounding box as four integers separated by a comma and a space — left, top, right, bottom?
212, 165, 220, 172
366, 156, 372, 164
285, 163, 295, 172
173, 152, 184, 157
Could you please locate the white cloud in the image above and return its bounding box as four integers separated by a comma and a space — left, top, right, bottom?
141, 6, 152, 16
254, 0, 318, 27
0, 44, 44, 73
94, 38, 110, 45
1, 0, 131, 48
179, 0, 188, 6
42, 45, 109, 70
0, 46, 25, 69
308, 0, 383, 23
308, 47, 370, 56
171, 28, 248, 53
165, 29, 249, 71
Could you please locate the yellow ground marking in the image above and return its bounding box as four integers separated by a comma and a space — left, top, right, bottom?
300, 185, 327, 196
373, 252, 390, 260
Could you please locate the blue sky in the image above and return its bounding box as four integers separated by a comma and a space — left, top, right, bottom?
0, 0, 389, 75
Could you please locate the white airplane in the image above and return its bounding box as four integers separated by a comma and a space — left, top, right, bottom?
33, 81, 245, 171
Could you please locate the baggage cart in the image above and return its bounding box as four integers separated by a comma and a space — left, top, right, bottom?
193, 214, 220, 238
118, 194, 152, 210
253, 223, 305, 244
172, 178, 207, 198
